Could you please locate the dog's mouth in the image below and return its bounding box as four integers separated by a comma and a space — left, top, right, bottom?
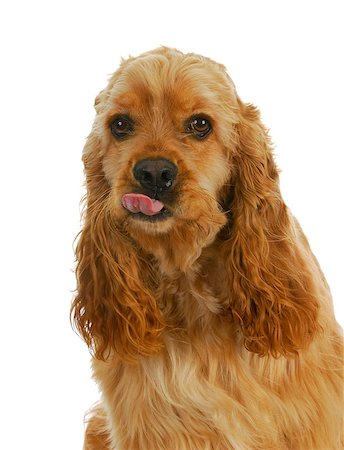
122, 193, 172, 222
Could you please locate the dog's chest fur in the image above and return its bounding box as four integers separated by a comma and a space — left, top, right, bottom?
91, 254, 342, 449
92, 268, 290, 449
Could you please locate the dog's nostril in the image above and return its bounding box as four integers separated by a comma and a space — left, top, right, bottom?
161, 169, 173, 186
158, 167, 176, 189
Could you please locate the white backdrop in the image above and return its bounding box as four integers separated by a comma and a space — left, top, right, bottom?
1, 1, 343, 449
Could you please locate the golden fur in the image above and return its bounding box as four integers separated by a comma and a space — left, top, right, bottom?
72, 47, 343, 449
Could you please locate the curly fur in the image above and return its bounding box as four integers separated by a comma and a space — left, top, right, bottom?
72, 47, 343, 449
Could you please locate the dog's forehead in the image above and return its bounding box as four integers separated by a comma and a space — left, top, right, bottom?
106, 51, 236, 116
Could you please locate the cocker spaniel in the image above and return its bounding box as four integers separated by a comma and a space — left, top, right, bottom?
72, 47, 343, 449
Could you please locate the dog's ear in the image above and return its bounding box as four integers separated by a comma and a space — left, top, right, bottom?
221, 100, 320, 357
71, 133, 165, 362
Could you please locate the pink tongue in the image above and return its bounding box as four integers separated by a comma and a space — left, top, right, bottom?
122, 193, 165, 216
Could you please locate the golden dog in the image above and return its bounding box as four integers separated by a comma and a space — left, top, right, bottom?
72, 47, 343, 449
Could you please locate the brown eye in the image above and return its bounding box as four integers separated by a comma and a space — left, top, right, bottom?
187, 116, 212, 139
110, 116, 134, 140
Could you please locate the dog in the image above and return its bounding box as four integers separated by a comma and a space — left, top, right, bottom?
72, 47, 343, 449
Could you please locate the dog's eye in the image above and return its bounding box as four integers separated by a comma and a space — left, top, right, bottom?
110, 116, 134, 139
187, 116, 212, 139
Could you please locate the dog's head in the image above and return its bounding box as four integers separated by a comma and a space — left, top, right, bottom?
74, 48, 319, 361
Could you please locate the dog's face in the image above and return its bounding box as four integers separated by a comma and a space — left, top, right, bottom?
91, 48, 239, 236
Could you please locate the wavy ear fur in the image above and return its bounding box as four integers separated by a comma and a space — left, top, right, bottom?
71, 133, 165, 362
222, 101, 320, 357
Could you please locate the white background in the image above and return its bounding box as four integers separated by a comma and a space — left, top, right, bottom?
0, 1, 343, 449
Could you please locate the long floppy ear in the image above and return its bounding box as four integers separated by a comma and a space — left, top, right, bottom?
222, 100, 320, 357
71, 133, 165, 362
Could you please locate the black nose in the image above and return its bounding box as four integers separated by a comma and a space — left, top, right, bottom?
133, 158, 177, 193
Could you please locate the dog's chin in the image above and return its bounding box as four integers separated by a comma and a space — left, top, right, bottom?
130, 207, 172, 223
126, 210, 175, 235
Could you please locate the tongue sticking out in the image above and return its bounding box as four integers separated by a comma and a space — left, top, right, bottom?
122, 193, 165, 216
